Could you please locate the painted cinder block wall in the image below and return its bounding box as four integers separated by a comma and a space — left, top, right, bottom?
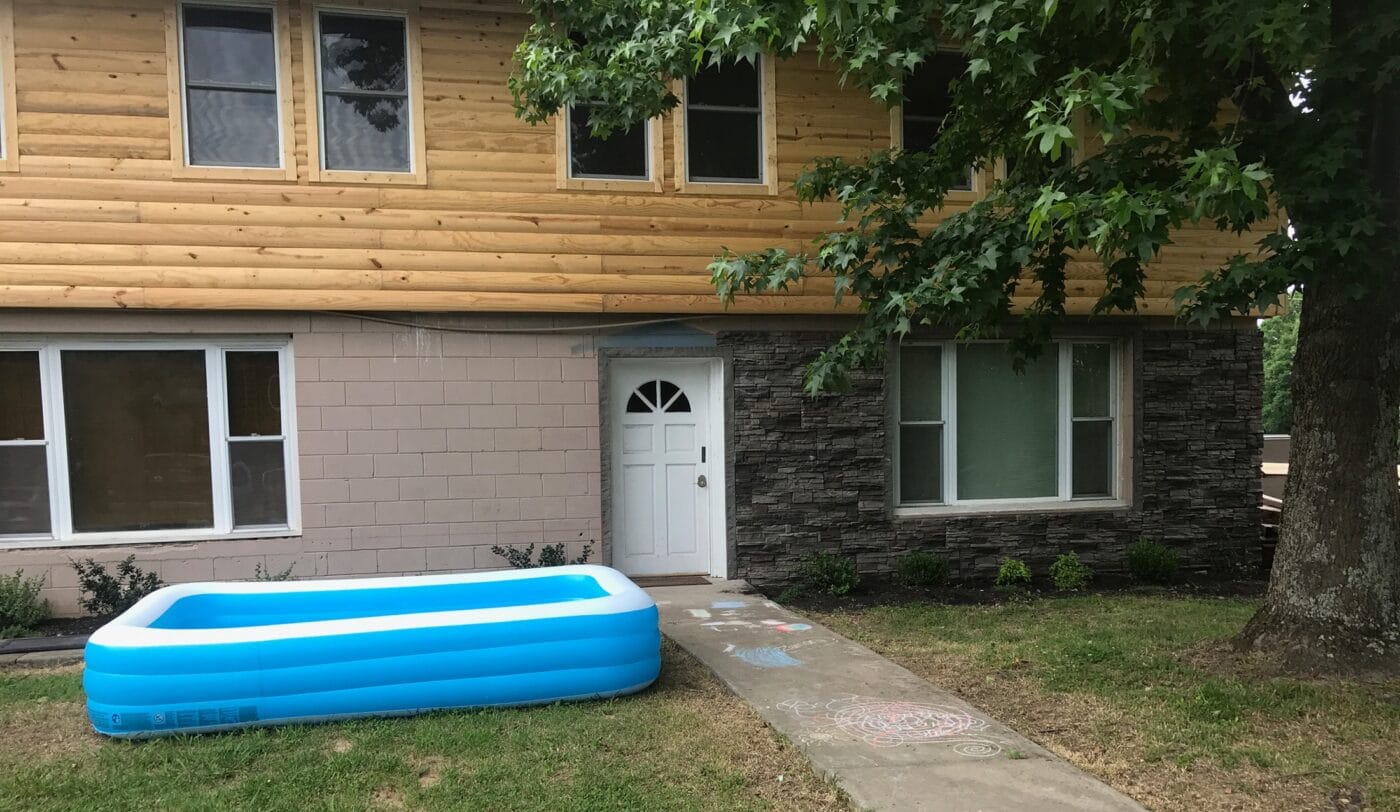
720, 324, 1265, 587
1, 312, 603, 615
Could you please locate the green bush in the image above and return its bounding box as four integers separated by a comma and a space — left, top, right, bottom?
895, 552, 951, 589
0, 570, 49, 637
1049, 553, 1094, 591
800, 552, 861, 596
1127, 539, 1180, 584
995, 558, 1033, 589
71, 556, 164, 616
491, 542, 593, 569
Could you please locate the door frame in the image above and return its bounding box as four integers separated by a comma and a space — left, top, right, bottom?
599, 348, 733, 578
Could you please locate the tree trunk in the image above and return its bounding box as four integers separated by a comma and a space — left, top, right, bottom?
1236, 276, 1400, 672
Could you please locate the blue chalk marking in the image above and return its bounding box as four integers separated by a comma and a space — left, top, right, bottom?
733, 646, 802, 668
711, 600, 748, 609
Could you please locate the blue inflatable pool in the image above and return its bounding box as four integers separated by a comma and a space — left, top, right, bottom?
83, 565, 661, 738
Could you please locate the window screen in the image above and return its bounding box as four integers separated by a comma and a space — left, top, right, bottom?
0, 352, 51, 535
181, 4, 281, 168
902, 51, 974, 190
569, 103, 648, 179
318, 12, 412, 172
685, 58, 763, 183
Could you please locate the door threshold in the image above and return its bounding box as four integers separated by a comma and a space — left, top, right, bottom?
627, 574, 712, 587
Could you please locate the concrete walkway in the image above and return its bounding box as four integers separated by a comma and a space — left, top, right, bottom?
649, 580, 1145, 812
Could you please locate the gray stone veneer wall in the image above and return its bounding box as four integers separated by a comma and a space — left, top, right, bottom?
719, 326, 1263, 586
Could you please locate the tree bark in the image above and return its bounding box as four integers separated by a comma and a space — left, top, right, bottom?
1237, 276, 1400, 672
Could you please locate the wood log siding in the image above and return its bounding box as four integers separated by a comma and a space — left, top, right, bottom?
0, 0, 1249, 314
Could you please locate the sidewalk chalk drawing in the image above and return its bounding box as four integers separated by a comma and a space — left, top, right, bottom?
710, 600, 748, 609
724, 645, 802, 668
687, 609, 711, 619
778, 695, 1004, 756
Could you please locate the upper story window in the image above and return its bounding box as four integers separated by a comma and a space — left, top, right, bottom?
899, 51, 975, 191
177, 4, 283, 169
0, 340, 299, 547
567, 103, 650, 181
684, 57, 765, 184
314, 10, 413, 174
895, 340, 1123, 511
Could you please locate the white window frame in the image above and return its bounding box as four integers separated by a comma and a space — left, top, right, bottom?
893, 338, 1128, 515
565, 103, 655, 182
311, 5, 415, 176
174, 0, 288, 171
683, 55, 766, 185
0, 337, 301, 549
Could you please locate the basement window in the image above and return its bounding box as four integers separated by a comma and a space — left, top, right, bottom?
0, 340, 299, 548
895, 340, 1125, 512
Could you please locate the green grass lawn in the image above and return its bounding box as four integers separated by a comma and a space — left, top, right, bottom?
0, 642, 845, 812
814, 595, 1399, 812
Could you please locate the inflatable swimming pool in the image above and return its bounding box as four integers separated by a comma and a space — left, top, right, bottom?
83, 565, 661, 738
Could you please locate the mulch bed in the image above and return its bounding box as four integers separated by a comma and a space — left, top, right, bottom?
770, 576, 1267, 613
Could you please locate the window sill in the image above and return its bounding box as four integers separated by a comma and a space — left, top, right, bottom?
893, 499, 1129, 520
559, 176, 663, 193
0, 527, 302, 551
309, 168, 427, 186
675, 179, 780, 197
173, 164, 298, 182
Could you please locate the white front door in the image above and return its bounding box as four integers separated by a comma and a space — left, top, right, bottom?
610, 359, 723, 576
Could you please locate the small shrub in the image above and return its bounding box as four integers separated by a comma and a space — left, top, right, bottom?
995, 557, 1033, 589
1127, 539, 1180, 584
800, 552, 861, 596
895, 552, 951, 589
774, 585, 804, 604
0, 570, 49, 637
252, 563, 295, 581
1049, 553, 1093, 591
71, 556, 164, 616
491, 542, 593, 569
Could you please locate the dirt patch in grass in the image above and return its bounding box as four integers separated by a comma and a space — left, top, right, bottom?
0, 701, 99, 764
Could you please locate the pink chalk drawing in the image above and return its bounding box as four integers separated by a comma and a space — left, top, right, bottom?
778, 695, 1004, 756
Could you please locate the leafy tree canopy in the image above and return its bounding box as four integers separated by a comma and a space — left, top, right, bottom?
1260, 290, 1300, 434
511, 0, 1399, 391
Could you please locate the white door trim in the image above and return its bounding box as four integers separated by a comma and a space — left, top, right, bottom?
607, 357, 727, 578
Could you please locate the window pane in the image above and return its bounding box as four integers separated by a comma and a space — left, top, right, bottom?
1072, 420, 1113, 497
1072, 343, 1112, 418
901, 117, 941, 154
226, 351, 281, 436
688, 58, 759, 108
182, 5, 276, 87
904, 51, 966, 120
687, 109, 761, 182
899, 424, 943, 503
0, 351, 43, 441
899, 346, 942, 422
570, 104, 647, 178
62, 351, 214, 533
319, 13, 407, 93
186, 88, 280, 167
0, 446, 50, 535
956, 344, 1058, 499
230, 440, 287, 527
322, 95, 410, 171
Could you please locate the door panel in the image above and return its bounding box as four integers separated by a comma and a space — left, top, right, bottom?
611, 360, 718, 576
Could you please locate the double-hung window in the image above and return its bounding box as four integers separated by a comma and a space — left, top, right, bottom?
174, 3, 288, 171
313, 9, 415, 174
898, 51, 975, 191
683, 57, 766, 184
0, 340, 299, 546
895, 340, 1123, 509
